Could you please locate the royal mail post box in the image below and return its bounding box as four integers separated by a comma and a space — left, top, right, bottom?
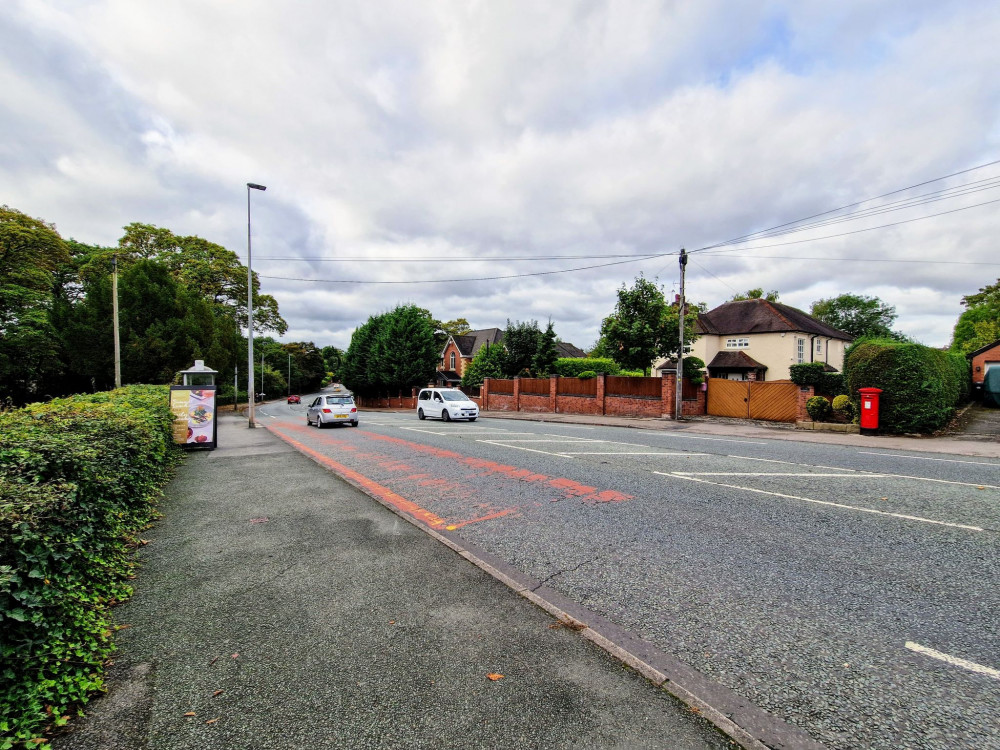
858, 387, 882, 435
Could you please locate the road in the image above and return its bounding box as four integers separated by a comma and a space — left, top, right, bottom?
258, 398, 1000, 750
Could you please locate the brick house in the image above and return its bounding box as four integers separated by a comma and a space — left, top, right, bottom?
435, 329, 588, 386
968, 338, 1000, 399
654, 299, 852, 381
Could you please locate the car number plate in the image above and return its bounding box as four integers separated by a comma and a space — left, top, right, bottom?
335, 413, 348, 418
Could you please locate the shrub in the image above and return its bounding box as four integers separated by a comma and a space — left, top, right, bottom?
554, 358, 620, 377
845, 339, 970, 433
618, 369, 645, 377
577, 370, 597, 379
832, 394, 853, 420
789, 362, 826, 386
683, 357, 706, 386
806, 396, 831, 421
0, 386, 178, 746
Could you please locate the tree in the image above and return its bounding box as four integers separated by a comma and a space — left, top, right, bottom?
532, 320, 559, 376
503, 319, 541, 377
810, 293, 902, 340
438, 318, 472, 336
0, 206, 70, 403
341, 305, 439, 395
461, 341, 506, 387
730, 288, 779, 302
599, 276, 700, 373
321, 345, 343, 379
951, 278, 1000, 354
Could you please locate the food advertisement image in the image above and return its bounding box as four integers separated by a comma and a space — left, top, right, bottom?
169, 387, 217, 448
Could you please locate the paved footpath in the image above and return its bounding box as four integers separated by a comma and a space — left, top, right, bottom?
52, 414, 736, 750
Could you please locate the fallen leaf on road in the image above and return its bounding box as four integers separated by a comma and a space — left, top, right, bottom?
209, 657, 219, 666
183, 712, 196, 717
687, 706, 701, 714
880, 497, 888, 501
205, 718, 219, 725
231, 653, 239, 659
139, 539, 151, 545
487, 673, 504, 681
977, 486, 985, 490
212, 690, 224, 697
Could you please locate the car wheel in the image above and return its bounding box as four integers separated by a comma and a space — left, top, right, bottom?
306, 416, 312, 426
317, 417, 325, 428
351, 421, 358, 427
418, 408, 425, 420
468, 417, 477, 422
442, 409, 451, 421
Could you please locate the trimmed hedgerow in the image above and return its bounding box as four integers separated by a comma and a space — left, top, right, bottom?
553, 358, 620, 377
844, 339, 970, 434
0, 386, 178, 748
789, 362, 844, 397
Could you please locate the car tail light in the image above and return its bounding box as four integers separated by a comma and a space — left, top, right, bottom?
322, 408, 332, 413
351, 407, 357, 412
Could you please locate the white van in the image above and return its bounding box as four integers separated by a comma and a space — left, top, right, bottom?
416, 388, 479, 422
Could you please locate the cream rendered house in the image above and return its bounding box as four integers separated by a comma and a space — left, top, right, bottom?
655, 299, 852, 381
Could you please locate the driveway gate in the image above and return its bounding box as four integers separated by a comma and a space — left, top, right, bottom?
706, 379, 799, 422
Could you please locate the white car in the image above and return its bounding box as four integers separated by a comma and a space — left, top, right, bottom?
307, 394, 359, 427
416, 388, 479, 422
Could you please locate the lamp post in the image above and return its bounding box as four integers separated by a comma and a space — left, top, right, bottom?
246, 182, 266, 427
288, 353, 291, 396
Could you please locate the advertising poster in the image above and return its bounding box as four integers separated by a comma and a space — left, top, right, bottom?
169, 386, 218, 448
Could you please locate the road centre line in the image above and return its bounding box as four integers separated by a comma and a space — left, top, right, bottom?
674, 472, 888, 478
730, 455, 1000, 490
655, 435, 768, 446
905, 642, 1000, 679
655, 472, 985, 532
475, 440, 575, 458
561, 452, 709, 456
859, 451, 1000, 467
484, 438, 604, 443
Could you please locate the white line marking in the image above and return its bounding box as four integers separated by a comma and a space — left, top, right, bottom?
674, 472, 888, 478
655, 473, 985, 531
476, 441, 576, 458
905, 642, 1000, 679
482, 438, 603, 444
562, 452, 709, 456
655, 435, 768, 445
860, 452, 1000, 468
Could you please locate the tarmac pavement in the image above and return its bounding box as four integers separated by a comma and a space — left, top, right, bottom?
51, 413, 736, 750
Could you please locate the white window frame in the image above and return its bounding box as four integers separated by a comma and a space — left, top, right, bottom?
725, 337, 750, 349
449, 352, 456, 369
796, 338, 805, 363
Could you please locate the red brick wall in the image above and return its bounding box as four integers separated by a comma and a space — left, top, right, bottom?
555, 395, 602, 414
796, 385, 815, 421
487, 393, 517, 411
971, 343, 1000, 386
605, 396, 662, 417
519, 393, 552, 412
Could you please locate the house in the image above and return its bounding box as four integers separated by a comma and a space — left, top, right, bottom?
435, 328, 589, 386
654, 299, 852, 381
968, 338, 1000, 399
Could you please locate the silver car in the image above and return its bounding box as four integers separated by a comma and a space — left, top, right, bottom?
307, 394, 359, 428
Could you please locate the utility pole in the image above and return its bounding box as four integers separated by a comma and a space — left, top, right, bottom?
288, 353, 291, 395
112, 254, 121, 388
246, 182, 266, 427
234, 365, 238, 411
675, 248, 687, 421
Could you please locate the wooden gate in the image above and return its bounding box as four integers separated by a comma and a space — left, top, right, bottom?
707, 379, 799, 422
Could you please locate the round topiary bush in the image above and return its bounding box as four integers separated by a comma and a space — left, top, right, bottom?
832, 394, 853, 420
577, 370, 597, 379
806, 395, 832, 422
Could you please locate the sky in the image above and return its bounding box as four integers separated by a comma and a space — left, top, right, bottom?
4, 0, 1000, 351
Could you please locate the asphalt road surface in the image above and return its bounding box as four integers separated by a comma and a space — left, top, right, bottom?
259, 398, 1000, 750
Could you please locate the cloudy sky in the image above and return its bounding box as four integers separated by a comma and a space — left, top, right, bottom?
4, 0, 1000, 350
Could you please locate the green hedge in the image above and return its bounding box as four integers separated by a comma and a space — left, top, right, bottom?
554, 358, 620, 377
788, 362, 845, 396
0, 386, 178, 747
844, 339, 970, 434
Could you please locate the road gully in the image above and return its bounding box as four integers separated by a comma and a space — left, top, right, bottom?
258, 402, 999, 750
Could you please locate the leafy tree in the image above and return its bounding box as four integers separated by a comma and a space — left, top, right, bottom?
951, 278, 1000, 354
321, 345, 343, 379
810, 293, 902, 339
341, 315, 382, 396
461, 341, 507, 387
0, 206, 70, 403
599, 276, 700, 373
503, 319, 541, 377
532, 320, 559, 376
438, 318, 472, 336
730, 288, 779, 302
373, 304, 440, 391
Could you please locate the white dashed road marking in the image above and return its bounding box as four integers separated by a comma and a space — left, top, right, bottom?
860, 452, 1000, 468
905, 642, 1000, 679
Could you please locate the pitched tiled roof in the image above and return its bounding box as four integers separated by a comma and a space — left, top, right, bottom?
967, 338, 1000, 358
555, 341, 587, 358
452, 328, 504, 357
707, 350, 768, 370
696, 299, 852, 340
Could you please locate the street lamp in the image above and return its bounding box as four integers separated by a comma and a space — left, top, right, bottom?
246, 182, 266, 428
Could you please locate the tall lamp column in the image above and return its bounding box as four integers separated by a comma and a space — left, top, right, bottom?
246, 182, 267, 428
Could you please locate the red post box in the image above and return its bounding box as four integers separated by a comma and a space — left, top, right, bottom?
858, 387, 882, 435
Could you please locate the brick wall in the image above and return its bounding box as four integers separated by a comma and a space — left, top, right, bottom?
971, 343, 1000, 386
796, 385, 815, 422
555, 394, 602, 415
605, 396, 662, 417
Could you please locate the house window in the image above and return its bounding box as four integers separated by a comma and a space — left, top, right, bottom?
449, 352, 456, 370
815, 340, 823, 355
725, 338, 749, 349
796, 338, 805, 363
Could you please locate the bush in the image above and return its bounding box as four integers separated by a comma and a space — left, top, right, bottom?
831, 394, 853, 417
577, 370, 597, 379
845, 339, 970, 434
554, 358, 620, 377
789, 362, 826, 386
618, 370, 646, 377
806, 396, 831, 422
0, 386, 178, 746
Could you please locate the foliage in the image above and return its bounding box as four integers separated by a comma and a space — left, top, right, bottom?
577, 370, 597, 379
682, 356, 706, 386
341, 306, 438, 395
832, 394, 853, 420
730, 288, 779, 302
531, 321, 560, 377
950, 277, 1000, 354
437, 318, 472, 336
788, 362, 844, 396
810, 293, 903, 340
845, 338, 970, 433
0, 386, 177, 746
805, 396, 832, 421
599, 276, 699, 373
554, 358, 620, 377
461, 341, 506, 387
502, 320, 541, 377
617, 370, 646, 377
320, 346, 343, 380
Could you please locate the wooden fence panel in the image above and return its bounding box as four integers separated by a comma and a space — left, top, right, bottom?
707, 378, 749, 418
490, 379, 514, 394
606, 376, 661, 398
519, 377, 550, 395
748, 381, 799, 422
557, 377, 597, 396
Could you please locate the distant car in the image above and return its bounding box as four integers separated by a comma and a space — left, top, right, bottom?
307, 394, 359, 428
287, 394, 301, 404
416, 388, 478, 422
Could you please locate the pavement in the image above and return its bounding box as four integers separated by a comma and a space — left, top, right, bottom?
51, 413, 738, 750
